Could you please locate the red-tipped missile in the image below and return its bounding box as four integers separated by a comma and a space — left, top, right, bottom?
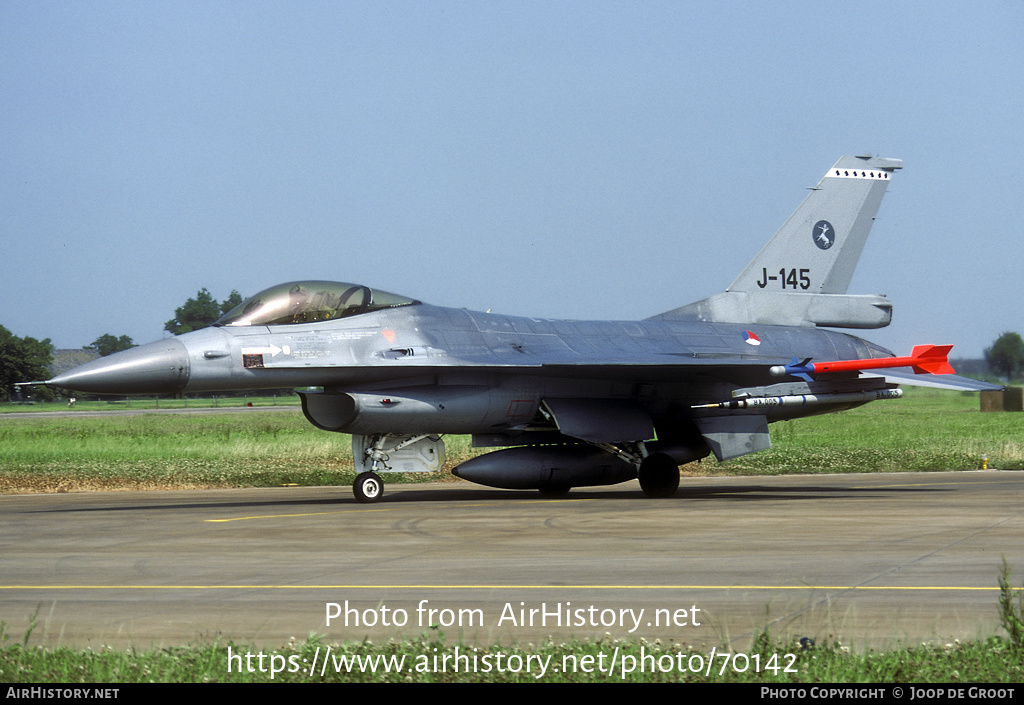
770, 344, 955, 380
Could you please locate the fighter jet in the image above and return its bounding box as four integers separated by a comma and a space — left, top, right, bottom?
44, 155, 1000, 502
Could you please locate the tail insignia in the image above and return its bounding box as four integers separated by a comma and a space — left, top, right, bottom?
813, 220, 834, 250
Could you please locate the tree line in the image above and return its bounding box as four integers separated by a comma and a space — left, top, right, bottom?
0, 326, 56, 401
985, 332, 1024, 381
1, 289, 241, 401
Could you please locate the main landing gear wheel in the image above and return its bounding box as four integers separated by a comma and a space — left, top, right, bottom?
638, 454, 680, 498
353, 471, 384, 503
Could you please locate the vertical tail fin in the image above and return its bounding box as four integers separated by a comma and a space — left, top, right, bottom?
729, 154, 902, 294
651, 155, 902, 329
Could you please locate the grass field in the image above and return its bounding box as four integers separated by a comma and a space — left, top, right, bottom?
2, 629, 1021, 683
0, 387, 1021, 494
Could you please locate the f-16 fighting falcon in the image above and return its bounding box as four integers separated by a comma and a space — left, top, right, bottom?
41, 155, 1000, 502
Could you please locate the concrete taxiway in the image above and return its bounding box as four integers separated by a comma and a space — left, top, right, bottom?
1, 471, 1022, 650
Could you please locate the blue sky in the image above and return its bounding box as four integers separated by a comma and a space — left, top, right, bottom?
2, 1, 1021, 358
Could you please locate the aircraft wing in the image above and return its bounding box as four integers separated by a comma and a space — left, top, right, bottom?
858, 369, 1004, 392
543, 361, 1003, 392
533, 349, 1002, 393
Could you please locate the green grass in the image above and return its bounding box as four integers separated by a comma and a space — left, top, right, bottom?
0, 408, 479, 493
1, 387, 1020, 494
2, 627, 1022, 683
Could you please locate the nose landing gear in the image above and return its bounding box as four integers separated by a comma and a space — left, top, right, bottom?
353, 471, 384, 503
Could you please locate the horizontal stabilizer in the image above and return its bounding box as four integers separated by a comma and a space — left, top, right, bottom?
862, 370, 1004, 392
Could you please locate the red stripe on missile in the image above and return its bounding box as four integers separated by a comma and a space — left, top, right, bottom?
773, 345, 955, 379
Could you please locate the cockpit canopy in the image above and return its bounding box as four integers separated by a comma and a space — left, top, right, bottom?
215, 281, 420, 327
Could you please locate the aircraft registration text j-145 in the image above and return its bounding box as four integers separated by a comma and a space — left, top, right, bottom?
41, 155, 1000, 502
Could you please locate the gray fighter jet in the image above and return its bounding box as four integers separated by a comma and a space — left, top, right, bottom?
45, 155, 999, 502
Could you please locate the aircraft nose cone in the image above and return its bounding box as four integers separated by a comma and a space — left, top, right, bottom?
49, 339, 190, 395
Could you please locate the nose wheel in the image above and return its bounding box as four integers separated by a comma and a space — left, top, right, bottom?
353, 471, 384, 503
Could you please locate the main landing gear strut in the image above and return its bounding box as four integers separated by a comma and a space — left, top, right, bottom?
592, 441, 681, 498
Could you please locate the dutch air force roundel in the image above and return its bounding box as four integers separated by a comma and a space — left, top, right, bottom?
812, 220, 834, 250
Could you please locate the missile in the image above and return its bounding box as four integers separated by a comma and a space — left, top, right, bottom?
770, 344, 955, 381
692, 388, 902, 411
